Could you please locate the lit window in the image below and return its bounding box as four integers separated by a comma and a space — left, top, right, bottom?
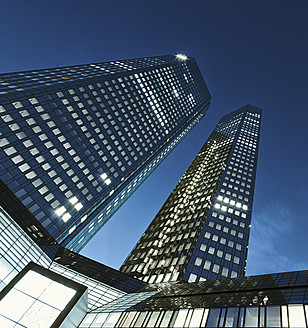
75, 203, 83, 211
203, 260, 211, 270
69, 196, 78, 205
55, 206, 66, 216
62, 213, 71, 222
194, 257, 202, 267
200, 244, 207, 252
212, 264, 220, 274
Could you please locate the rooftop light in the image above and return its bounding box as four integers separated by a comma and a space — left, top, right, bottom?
176, 54, 188, 61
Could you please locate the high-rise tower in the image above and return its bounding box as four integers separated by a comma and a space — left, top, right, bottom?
0, 54, 211, 252
121, 105, 262, 283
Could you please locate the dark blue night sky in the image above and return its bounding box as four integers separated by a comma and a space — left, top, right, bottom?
1, 0, 307, 275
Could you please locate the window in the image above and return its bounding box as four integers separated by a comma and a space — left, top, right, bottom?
288, 305, 306, 327
245, 307, 258, 327
212, 264, 220, 274
194, 257, 202, 267
203, 261, 211, 270
208, 247, 215, 255
266, 306, 280, 327
200, 244, 207, 252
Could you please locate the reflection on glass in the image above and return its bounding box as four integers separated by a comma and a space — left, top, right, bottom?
238, 308, 245, 327
93, 312, 109, 325
245, 307, 258, 327
259, 307, 264, 327
206, 308, 220, 327
174, 309, 188, 327
288, 305, 306, 328
219, 308, 226, 327
39, 280, 76, 310
19, 300, 60, 327
147, 311, 160, 327
102, 312, 122, 327
160, 311, 173, 327
133, 311, 148, 327
189, 309, 204, 327
81, 313, 96, 325
266, 306, 280, 327
281, 305, 288, 328
225, 307, 239, 327
125, 312, 138, 327
185, 309, 193, 327
201, 309, 209, 327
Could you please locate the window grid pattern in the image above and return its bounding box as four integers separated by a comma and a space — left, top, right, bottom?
0, 54, 211, 251
185, 107, 261, 282
0, 56, 178, 95
78, 304, 308, 328
0, 206, 51, 292
50, 262, 125, 311
120, 106, 261, 283
69, 111, 205, 251
79, 270, 308, 327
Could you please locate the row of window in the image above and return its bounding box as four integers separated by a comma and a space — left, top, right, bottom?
80, 304, 308, 328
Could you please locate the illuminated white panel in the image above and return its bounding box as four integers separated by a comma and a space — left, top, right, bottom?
176, 54, 188, 61
0, 269, 77, 327
55, 206, 66, 216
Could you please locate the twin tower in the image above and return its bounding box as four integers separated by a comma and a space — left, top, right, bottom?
8, 55, 308, 328
0, 54, 260, 284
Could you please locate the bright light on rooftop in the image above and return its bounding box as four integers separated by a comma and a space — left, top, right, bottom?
176, 54, 188, 61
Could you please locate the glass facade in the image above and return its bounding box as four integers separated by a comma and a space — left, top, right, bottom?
120, 105, 262, 283
0, 262, 87, 327
0, 203, 51, 293
79, 270, 308, 328
0, 54, 211, 252
0, 198, 147, 315
1, 54, 306, 328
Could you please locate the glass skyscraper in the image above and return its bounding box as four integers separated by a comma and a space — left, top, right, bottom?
0, 54, 211, 252
120, 105, 262, 283
1, 94, 307, 328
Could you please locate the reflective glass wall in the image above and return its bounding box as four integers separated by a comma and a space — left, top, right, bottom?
79, 304, 308, 328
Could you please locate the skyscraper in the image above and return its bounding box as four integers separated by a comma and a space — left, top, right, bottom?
1, 99, 307, 328
121, 105, 262, 283
0, 54, 211, 252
